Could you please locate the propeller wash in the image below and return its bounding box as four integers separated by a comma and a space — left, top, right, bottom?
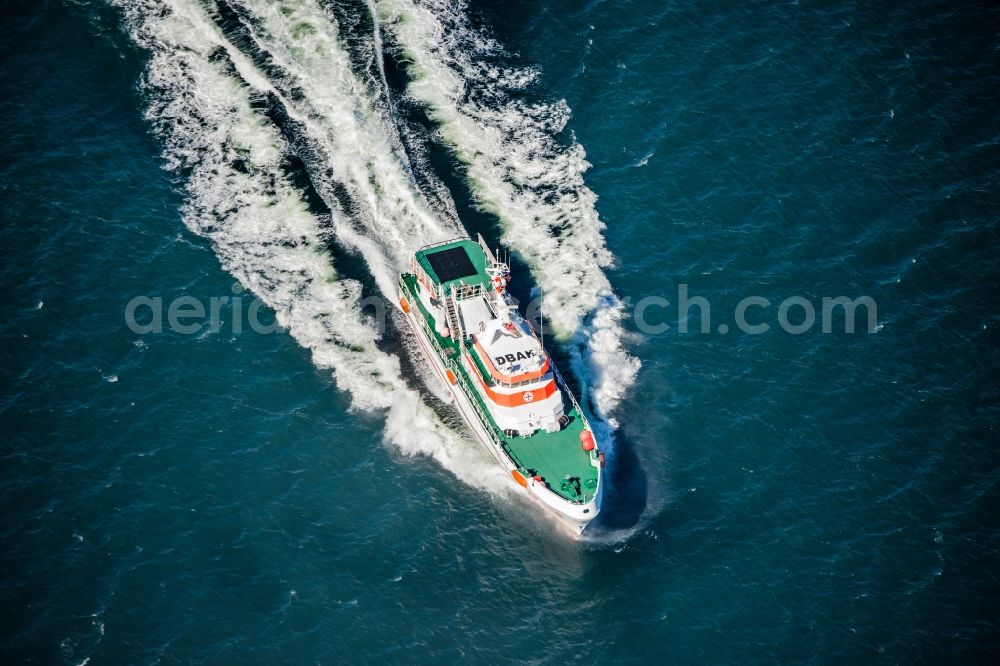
111, 0, 639, 534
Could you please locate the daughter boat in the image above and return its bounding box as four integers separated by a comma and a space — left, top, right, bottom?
398, 236, 603, 534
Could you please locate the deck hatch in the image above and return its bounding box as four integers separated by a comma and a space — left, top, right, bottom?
426, 246, 478, 283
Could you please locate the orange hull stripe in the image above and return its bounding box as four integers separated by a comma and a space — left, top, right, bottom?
466, 354, 556, 407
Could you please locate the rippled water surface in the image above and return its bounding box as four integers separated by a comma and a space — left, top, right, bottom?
2, 0, 998, 662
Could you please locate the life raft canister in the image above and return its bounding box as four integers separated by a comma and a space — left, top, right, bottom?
580, 430, 596, 452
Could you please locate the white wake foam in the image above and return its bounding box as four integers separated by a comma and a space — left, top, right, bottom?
374, 0, 640, 418
112, 0, 507, 492
113, 0, 640, 522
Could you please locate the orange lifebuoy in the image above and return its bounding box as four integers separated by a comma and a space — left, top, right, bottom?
399, 297, 410, 313
511, 470, 528, 488
446, 369, 457, 385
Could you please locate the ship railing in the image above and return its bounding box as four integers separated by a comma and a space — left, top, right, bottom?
549, 360, 590, 432
409, 259, 436, 299
418, 308, 447, 358
448, 281, 487, 301
402, 277, 454, 360
477, 233, 497, 265
536, 474, 596, 506
549, 359, 603, 474
415, 237, 469, 253
407, 274, 510, 452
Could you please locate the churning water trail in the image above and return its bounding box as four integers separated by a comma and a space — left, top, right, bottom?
111, 0, 509, 494
374, 0, 640, 421
112, 0, 642, 529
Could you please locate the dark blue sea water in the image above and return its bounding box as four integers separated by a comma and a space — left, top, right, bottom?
3, 0, 999, 662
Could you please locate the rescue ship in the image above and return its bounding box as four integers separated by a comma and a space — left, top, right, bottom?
397, 236, 603, 534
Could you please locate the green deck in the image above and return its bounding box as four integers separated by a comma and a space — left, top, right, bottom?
414, 239, 492, 291
501, 406, 598, 500
401, 273, 599, 503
